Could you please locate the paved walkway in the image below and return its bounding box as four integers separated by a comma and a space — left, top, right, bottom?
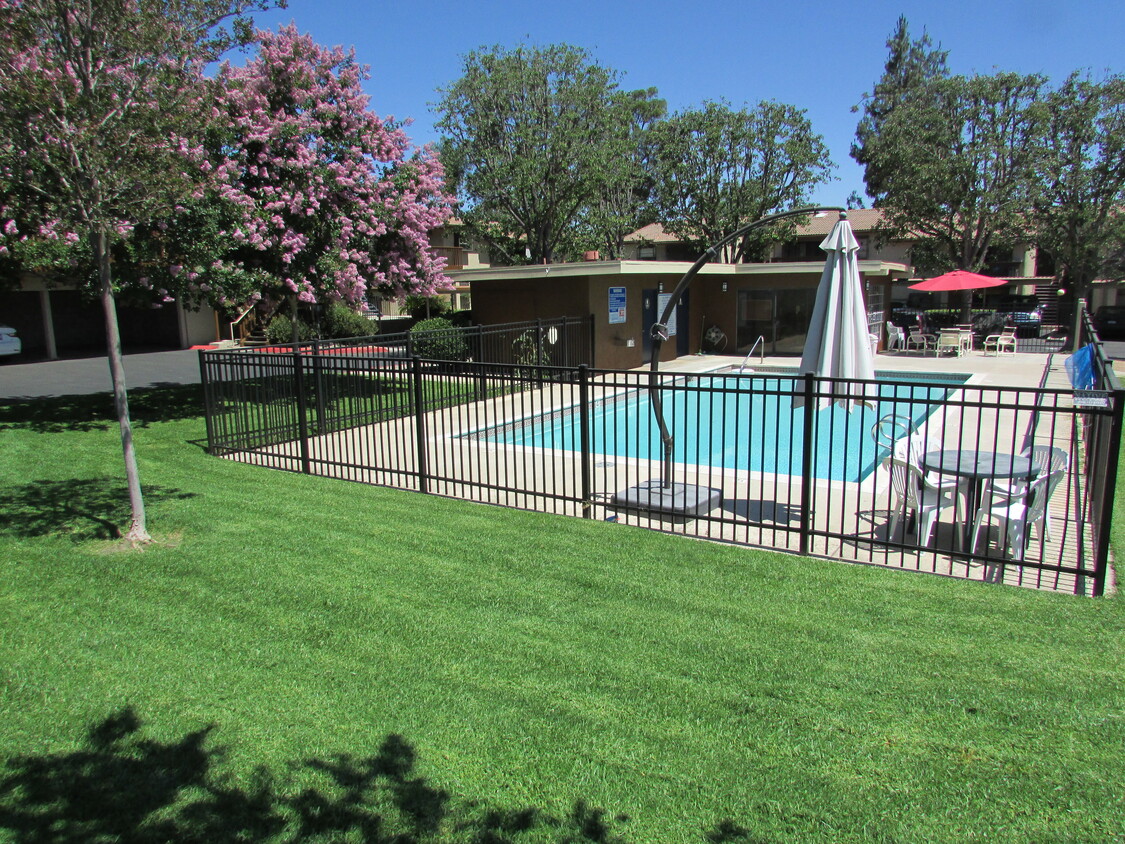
0, 349, 201, 399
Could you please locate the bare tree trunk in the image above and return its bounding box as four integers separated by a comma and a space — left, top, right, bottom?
960, 289, 973, 324
97, 228, 150, 543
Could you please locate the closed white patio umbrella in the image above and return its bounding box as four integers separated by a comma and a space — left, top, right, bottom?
794, 212, 876, 410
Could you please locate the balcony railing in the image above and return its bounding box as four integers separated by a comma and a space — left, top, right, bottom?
430, 246, 468, 269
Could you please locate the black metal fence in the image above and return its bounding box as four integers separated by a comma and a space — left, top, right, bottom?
1077, 306, 1123, 577
201, 318, 1121, 596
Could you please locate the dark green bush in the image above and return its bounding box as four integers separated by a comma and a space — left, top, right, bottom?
324, 303, 376, 339
265, 304, 376, 343
265, 314, 316, 344
410, 317, 469, 361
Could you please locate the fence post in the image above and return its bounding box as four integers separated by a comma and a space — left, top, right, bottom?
311, 339, 327, 434
1092, 389, 1124, 596
579, 364, 592, 518
198, 350, 217, 454
561, 317, 571, 367
475, 325, 486, 401
536, 317, 544, 367
799, 373, 815, 556
293, 352, 312, 474
412, 356, 429, 494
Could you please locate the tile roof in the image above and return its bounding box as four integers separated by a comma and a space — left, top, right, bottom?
625, 222, 682, 243
624, 208, 892, 243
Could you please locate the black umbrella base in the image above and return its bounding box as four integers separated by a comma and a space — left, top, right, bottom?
610, 480, 722, 524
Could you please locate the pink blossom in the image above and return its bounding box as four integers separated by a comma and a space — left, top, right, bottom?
212, 24, 454, 306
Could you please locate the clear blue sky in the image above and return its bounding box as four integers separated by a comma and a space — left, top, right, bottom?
252, 0, 1124, 208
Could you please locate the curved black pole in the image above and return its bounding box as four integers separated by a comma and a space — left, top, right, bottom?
648, 205, 845, 488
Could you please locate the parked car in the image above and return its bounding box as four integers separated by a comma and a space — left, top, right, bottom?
0, 323, 21, 358
1093, 305, 1125, 340
994, 295, 1042, 338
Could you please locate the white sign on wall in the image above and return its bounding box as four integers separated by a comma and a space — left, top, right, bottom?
657, 293, 677, 336
608, 286, 626, 324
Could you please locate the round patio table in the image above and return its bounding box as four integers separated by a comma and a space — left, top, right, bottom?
921, 450, 1040, 546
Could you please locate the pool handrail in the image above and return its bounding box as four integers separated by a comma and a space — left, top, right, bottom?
738, 336, 765, 373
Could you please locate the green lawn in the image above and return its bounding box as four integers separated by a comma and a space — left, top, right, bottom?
1, 386, 1123, 842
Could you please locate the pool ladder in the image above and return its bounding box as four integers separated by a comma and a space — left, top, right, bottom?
738, 336, 765, 373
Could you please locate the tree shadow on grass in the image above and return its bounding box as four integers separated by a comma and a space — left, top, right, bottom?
0, 708, 645, 843
0, 383, 204, 433
0, 478, 196, 541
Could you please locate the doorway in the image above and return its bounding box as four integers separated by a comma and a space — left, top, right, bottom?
736, 288, 818, 355
641, 289, 690, 359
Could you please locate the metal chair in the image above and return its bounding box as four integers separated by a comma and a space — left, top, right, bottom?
983, 327, 1017, 356
906, 328, 936, 354
936, 329, 964, 357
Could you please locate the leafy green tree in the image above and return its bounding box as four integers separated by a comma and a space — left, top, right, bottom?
1034, 73, 1125, 323
862, 71, 1046, 279
646, 100, 834, 262
577, 86, 666, 259
0, 0, 274, 543
852, 16, 949, 202
435, 43, 634, 265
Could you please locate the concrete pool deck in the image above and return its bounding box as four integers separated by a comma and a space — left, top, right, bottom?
654, 346, 1072, 390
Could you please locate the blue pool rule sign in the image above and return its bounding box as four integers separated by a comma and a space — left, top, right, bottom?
608, 286, 626, 324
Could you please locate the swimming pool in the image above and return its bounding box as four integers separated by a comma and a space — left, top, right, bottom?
476, 369, 971, 482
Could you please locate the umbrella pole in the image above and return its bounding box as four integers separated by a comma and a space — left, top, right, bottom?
608, 205, 845, 523
647, 205, 844, 489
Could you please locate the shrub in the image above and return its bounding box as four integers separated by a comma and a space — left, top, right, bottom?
265, 314, 316, 344
323, 303, 376, 339
265, 304, 375, 343
410, 317, 469, 361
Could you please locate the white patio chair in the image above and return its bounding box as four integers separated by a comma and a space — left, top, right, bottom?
906, 328, 935, 354
970, 470, 1065, 560
936, 329, 964, 357
955, 325, 975, 353
885, 444, 963, 548
872, 415, 969, 505
982, 327, 1017, 356
886, 323, 906, 351
987, 445, 1069, 540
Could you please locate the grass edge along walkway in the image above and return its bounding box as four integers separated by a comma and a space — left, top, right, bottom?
0, 386, 1122, 842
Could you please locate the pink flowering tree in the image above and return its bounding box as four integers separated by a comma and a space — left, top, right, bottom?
0, 0, 275, 544
208, 25, 453, 326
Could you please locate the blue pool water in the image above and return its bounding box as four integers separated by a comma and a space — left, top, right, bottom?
479, 370, 970, 482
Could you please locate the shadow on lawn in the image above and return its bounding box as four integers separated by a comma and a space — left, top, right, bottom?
0, 708, 665, 843
0, 478, 196, 540
0, 383, 204, 433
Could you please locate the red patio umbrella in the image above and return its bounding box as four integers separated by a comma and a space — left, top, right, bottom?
908, 270, 1009, 292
